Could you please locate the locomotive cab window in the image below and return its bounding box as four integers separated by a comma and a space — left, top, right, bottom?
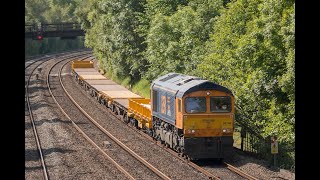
185, 97, 206, 113
210, 96, 231, 112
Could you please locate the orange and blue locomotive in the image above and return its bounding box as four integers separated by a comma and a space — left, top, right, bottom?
150, 73, 234, 159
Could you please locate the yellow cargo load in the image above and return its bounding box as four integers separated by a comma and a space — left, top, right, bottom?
128, 98, 152, 129
72, 60, 94, 69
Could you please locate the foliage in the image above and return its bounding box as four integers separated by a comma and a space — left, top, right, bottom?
25, 0, 49, 24
25, 37, 85, 57
132, 79, 151, 98
196, 0, 295, 155
144, 0, 223, 80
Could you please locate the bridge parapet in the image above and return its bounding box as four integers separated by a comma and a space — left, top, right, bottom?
25, 23, 84, 39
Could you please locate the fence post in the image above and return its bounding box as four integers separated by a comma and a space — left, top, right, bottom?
240, 128, 246, 151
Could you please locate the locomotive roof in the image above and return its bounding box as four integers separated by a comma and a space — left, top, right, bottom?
151, 73, 233, 98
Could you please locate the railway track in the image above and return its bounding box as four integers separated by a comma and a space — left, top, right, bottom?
25, 56, 54, 180
47, 56, 171, 179
25, 51, 92, 180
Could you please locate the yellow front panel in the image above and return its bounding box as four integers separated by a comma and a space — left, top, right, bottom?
183, 115, 233, 137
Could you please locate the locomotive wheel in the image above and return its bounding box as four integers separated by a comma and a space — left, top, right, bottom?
176, 147, 181, 153
147, 130, 153, 137
186, 156, 191, 161
133, 119, 138, 129
152, 132, 157, 140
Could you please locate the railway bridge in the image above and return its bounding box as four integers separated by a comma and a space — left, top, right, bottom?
25, 23, 85, 40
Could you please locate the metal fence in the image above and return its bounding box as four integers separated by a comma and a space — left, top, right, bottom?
234, 122, 295, 171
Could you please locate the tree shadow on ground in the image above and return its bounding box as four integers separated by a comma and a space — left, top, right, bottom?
25, 147, 76, 162
25, 118, 87, 130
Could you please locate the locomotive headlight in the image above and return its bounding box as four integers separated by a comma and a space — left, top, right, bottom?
222, 128, 232, 134
187, 129, 196, 134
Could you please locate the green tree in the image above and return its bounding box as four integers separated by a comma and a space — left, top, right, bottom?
196, 0, 295, 145
144, 0, 223, 80
25, 0, 49, 24
76, 0, 147, 82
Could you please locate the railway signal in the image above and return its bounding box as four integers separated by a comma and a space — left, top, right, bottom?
34, 30, 44, 40
37, 35, 43, 40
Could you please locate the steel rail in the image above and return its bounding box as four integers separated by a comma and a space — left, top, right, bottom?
224, 162, 259, 180
104, 105, 221, 180
59, 60, 171, 180
46, 55, 136, 180
26, 57, 53, 180
25, 51, 92, 180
